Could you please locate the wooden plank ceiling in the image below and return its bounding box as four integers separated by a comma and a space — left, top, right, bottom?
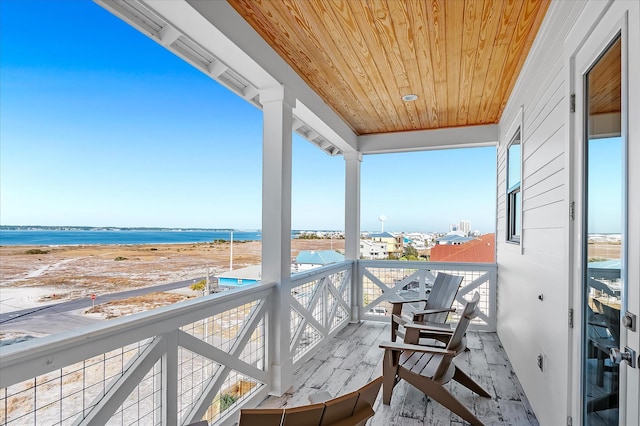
228, 0, 550, 136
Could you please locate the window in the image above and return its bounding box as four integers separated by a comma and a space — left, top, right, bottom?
507, 129, 521, 243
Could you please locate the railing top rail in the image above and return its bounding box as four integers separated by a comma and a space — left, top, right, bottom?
291, 260, 354, 284
357, 260, 497, 270
0, 282, 276, 387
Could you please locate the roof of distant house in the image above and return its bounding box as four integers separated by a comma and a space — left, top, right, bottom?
295, 250, 345, 265
368, 232, 396, 238
436, 234, 475, 244
216, 264, 261, 280
430, 234, 495, 263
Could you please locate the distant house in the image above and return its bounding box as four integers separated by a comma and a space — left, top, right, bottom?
434, 233, 475, 245
366, 231, 403, 257
293, 250, 345, 272
216, 265, 261, 287
430, 234, 495, 263
360, 239, 388, 260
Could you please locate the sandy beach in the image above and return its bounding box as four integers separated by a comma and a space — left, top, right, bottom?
0, 239, 344, 341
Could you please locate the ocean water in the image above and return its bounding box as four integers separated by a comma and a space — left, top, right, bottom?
0, 229, 268, 246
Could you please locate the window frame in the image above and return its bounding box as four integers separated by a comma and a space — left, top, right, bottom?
505, 111, 523, 247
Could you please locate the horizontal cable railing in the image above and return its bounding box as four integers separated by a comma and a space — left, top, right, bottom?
358, 261, 497, 331
0, 283, 276, 426
289, 261, 353, 368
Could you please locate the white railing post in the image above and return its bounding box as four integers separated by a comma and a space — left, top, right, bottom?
163, 329, 178, 426
344, 152, 362, 322
260, 84, 294, 395
489, 265, 498, 331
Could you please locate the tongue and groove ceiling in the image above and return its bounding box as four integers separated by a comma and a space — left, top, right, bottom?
227, 0, 551, 136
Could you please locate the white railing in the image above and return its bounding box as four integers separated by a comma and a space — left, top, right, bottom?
289, 261, 353, 367
358, 261, 497, 331
0, 260, 495, 425
0, 283, 276, 426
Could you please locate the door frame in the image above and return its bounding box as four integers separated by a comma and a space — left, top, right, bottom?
567, 1, 639, 424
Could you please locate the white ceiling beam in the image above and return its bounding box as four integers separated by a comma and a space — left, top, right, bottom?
358, 124, 499, 155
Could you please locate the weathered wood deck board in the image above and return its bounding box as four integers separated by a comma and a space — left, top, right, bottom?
257, 322, 538, 425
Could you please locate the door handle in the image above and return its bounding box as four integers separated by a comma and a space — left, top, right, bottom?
610, 346, 637, 368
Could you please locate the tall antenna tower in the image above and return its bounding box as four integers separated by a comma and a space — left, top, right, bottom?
378, 215, 387, 233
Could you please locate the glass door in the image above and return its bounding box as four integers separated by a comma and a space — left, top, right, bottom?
582, 36, 623, 425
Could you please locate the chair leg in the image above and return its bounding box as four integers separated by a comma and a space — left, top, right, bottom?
453, 367, 491, 398
382, 350, 397, 405
409, 376, 485, 426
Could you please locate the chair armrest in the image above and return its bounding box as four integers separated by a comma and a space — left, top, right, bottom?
404, 323, 454, 334
413, 307, 456, 316
388, 297, 428, 305
392, 314, 408, 327
379, 341, 457, 356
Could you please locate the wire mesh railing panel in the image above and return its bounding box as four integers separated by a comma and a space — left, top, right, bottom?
290, 264, 352, 365
177, 300, 266, 425
177, 348, 220, 422
0, 284, 275, 426
0, 340, 154, 425
202, 370, 263, 425
106, 359, 162, 426
359, 262, 496, 330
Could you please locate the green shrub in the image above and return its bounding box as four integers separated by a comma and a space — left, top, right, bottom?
220, 393, 238, 412
190, 279, 207, 292
114, 256, 128, 261
25, 249, 49, 255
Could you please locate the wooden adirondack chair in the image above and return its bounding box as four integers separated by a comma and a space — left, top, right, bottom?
389, 272, 463, 342
379, 292, 491, 426
238, 376, 383, 426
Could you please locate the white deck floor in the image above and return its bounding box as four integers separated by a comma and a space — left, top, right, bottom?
257, 321, 538, 425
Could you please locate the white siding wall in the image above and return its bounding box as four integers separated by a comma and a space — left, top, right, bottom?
495, 1, 587, 425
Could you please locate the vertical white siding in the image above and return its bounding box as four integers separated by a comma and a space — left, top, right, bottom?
496, 1, 586, 425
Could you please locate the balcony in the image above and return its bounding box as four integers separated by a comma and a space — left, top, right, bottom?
0, 260, 526, 425
258, 323, 537, 425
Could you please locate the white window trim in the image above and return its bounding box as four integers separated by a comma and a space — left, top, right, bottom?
505, 106, 524, 253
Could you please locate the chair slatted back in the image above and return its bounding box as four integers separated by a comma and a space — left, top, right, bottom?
600, 303, 621, 344
422, 273, 463, 323
353, 376, 383, 414
239, 377, 383, 426
433, 292, 480, 379
238, 408, 284, 426
281, 403, 325, 426
319, 391, 358, 425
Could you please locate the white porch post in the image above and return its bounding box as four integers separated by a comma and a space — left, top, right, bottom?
261, 85, 294, 396
344, 152, 362, 322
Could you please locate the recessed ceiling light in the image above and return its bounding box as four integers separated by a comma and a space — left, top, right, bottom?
402, 94, 418, 102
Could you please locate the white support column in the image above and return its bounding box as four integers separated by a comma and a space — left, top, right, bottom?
260, 85, 294, 396
344, 152, 362, 322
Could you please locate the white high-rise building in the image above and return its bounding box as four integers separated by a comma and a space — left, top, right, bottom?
459, 220, 471, 236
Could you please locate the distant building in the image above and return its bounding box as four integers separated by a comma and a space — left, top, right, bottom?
293, 250, 345, 272
450, 220, 471, 236
459, 220, 471, 236
430, 234, 495, 262
360, 240, 388, 259
216, 265, 261, 287
435, 232, 473, 245
366, 231, 403, 257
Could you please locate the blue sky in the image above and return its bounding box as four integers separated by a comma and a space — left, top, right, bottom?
1, 0, 497, 233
